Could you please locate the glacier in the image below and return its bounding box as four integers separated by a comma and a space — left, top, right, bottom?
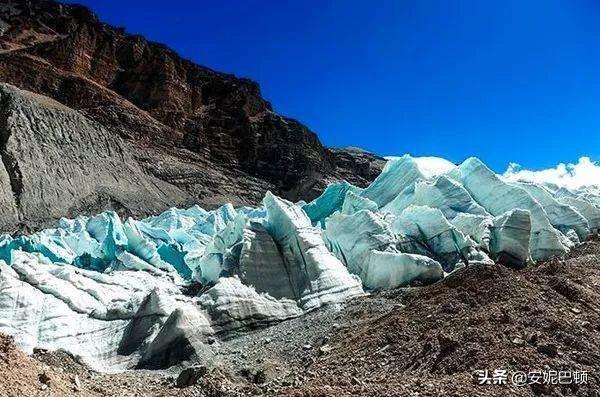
0, 155, 599, 371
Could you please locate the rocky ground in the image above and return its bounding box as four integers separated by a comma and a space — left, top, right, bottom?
2, 237, 600, 396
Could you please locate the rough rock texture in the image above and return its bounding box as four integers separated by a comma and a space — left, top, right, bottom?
0, 0, 385, 230
0, 333, 99, 397
280, 237, 600, 396
0, 83, 188, 232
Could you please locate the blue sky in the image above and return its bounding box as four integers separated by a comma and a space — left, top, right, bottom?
67, 0, 600, 172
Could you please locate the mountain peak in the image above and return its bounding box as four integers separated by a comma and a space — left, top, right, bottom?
0, 0, 384, 228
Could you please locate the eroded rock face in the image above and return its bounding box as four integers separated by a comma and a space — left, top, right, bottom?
0, 0, 385, 231
0, 83, 190, 232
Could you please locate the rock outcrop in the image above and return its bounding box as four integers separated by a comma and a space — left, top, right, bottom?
0, 83, 189, 232
0, 0, 385, 230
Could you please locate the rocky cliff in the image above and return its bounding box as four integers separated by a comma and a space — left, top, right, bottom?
0, 83, 191, 232
0, 0, 384, 230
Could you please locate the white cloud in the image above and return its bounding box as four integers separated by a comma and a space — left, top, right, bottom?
503, 156, 600, 189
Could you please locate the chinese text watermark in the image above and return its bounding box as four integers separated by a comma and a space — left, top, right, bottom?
474, 369, 588, 386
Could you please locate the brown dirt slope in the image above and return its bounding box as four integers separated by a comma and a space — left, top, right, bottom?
0, 335, 99, 397
0, 337, 251, 396
282, 237, 600, 396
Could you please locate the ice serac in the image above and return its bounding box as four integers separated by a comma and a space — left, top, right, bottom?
120, 219, 174, 273
384, 175, 488, 220
580, 188, 600, 209
118, 289, 176, 356
324, 210, 443, 290
138, 305, 214, 369
514, 182, 589, 241
363, 251, 444, 289
361, 155, 433, 207
302, 181, 361, 225
1, 154, 600, 372
448, 157, 571, 261
189, 207, 246, 284
391, 206, 493, 272
199, 277, 303, 333
340, 190, 379, 215
263, 192, 364, 310
490, 209, 532, 268
411, 156, 457, 178
0, 251, 186, 371
555, 193, 600, 232
237, 222, 297, 299
450, 213, 493, 252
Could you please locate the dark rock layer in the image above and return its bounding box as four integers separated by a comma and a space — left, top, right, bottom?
0, 0, 384, 230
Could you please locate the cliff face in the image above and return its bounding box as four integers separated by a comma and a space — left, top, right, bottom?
0, 0, 384, 229
0, 83, 193, 232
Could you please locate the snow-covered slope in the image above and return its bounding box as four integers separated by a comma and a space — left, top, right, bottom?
1, 154, 599, 371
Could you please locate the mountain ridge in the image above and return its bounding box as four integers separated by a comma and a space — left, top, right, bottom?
0, 0, 384, 230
